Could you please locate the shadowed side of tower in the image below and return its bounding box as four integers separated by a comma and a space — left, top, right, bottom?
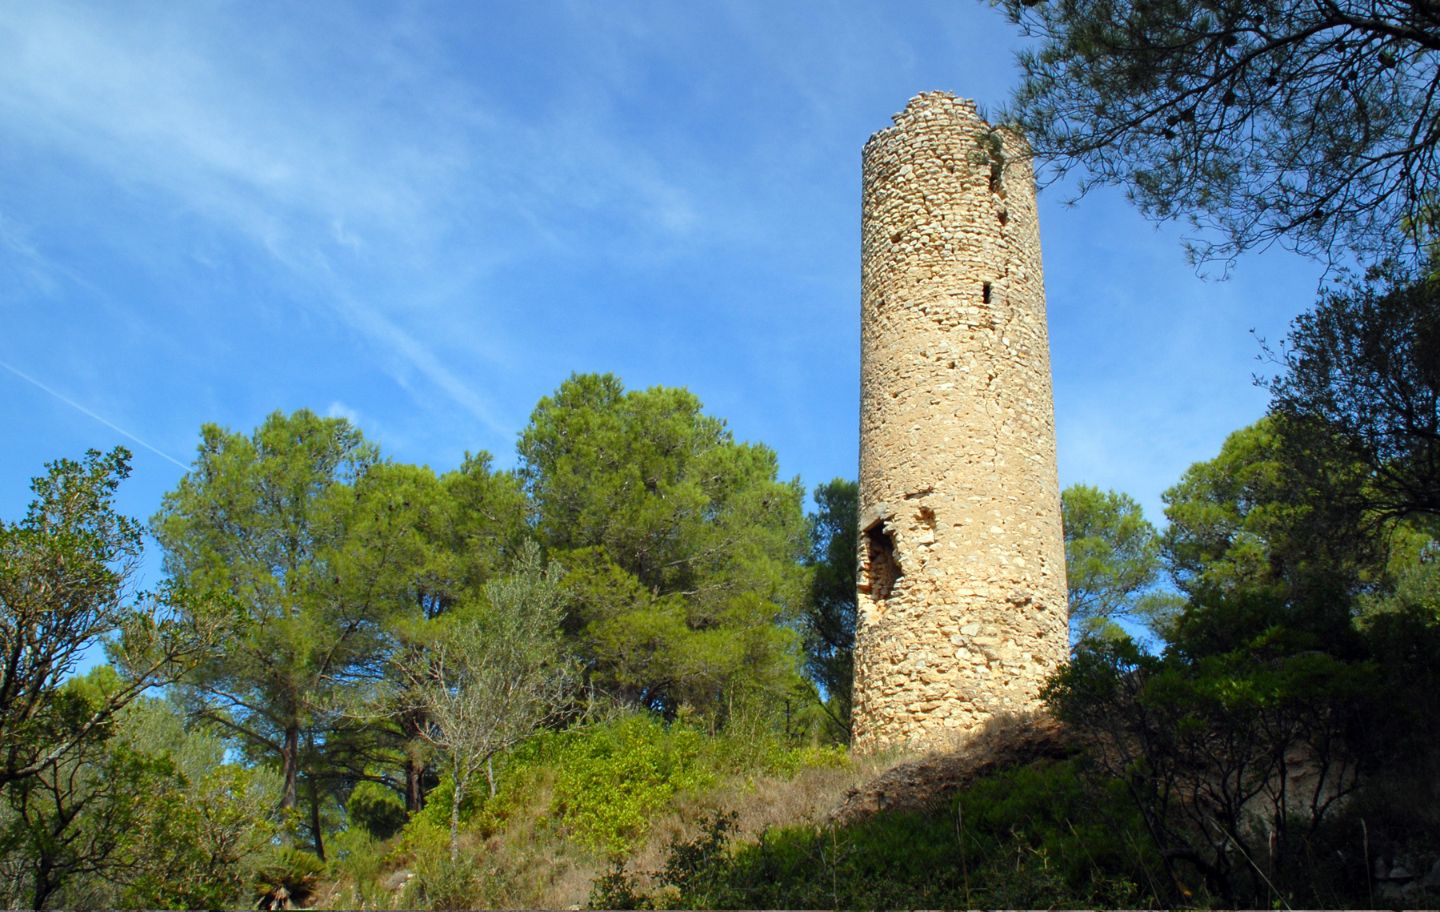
852, 92, 1068, 753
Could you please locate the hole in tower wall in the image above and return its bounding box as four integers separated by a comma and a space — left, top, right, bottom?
982, 282, 992, 305
865, 522, 900, 601
989, 159, 1005, 197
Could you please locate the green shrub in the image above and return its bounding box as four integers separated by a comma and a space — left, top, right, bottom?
954, 758, 1154, 908
390, 812, 452, 873
406, 854, 481, 910
252, 846, 326, 908
693, 808, 966, 909
324, 826, 395, 907
553, 714, 714, 855
589, 860, 654, 910
760, 741, 850, 777
397, 774, 486, 847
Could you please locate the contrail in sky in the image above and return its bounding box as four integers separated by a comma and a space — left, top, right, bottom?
0, 358, 190, 470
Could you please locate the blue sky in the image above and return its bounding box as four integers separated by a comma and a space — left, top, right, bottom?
1, 1, 1323, 584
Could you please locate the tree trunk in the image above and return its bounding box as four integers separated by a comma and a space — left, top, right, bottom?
31, 857, 57, 912
307, 773, 326, 861
406, 754, 426, 813
449, 773, 464, 863
280, 725, 299, 811
486, 756, 496, 798
402, 710, 429, 812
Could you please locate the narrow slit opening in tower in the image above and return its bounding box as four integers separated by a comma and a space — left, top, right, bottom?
865, 522, 900, 600
989, 159, 1005, 197
982, 281, 992, 305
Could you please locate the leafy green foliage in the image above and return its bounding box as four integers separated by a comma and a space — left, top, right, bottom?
108, 698, 284, 909
1351, 542, 1440, 808
153, 410, 384, 822
1062, 484, 1179, 640
0, 675, 282, 909
1045, 616, 1375, 906
1000, 0, 1440, 266
1269, 265, 1440, 522
347, 780, 408, 841
10, 353, 1437, 910
551, 714, 714, 855
1051, 404, 1440, 907
1162, 419, 1379, 610
520, 374, 809, 719
342, 454, 528, 817
0, 448, 214, 792
389, 540, 575, 860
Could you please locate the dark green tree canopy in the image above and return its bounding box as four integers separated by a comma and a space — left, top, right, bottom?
1268, 266, 1440, 520
1000, 0, 1440, 265
519, 373, 808, 614
1161, 419, 1378, 604
518, 374, 809, 718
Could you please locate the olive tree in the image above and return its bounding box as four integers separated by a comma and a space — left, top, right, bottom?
390, 541, 575, 860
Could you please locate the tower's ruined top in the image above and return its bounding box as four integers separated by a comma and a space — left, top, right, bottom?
864, 91, 1031, 161
891, 90, 978, 122
864, 92, 979, 151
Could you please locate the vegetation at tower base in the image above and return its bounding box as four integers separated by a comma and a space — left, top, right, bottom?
999, 0, 1440, 267
586, 434, 1440, 910
8, 359, 1440, 907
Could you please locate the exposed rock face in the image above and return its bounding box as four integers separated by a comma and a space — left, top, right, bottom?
853, 92, 1068, 753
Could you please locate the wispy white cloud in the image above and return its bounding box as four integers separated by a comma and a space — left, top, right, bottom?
0, 2, 711, 437
0, 4, 492, 422
0, 212, 56, 297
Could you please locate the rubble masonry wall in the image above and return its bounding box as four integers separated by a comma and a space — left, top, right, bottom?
853, 91, 1068, 752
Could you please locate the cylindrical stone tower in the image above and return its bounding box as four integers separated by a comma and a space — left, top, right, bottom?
853, 92, 1068, 753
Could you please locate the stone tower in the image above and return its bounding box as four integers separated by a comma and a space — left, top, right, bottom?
853, 92, 1068, 753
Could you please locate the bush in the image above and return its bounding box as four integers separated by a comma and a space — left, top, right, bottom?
553, 714, 714, 855
252, 846, 325, 908
407, 855, 481, 910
